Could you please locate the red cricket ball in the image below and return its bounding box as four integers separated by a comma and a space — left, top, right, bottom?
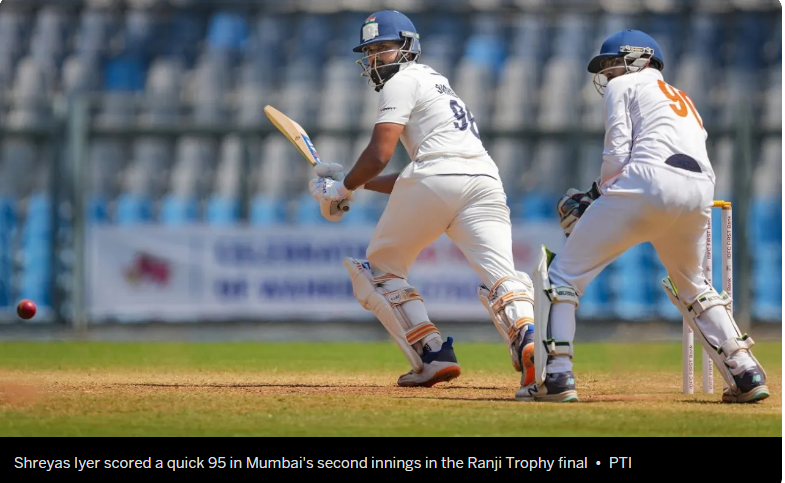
17, 299, 36, 320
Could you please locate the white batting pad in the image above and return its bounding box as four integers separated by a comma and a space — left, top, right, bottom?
344, 257, 439, 373
477, 272, 535, 372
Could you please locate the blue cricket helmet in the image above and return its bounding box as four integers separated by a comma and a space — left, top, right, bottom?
587, 29, 664, 73
353, 10, 421, 53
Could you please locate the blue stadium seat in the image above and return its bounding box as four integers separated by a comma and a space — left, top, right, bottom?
295, 192, 330, 224
206, 194, 240, 225
0, 196, 15, 235
515, 193, 555, 221
749, 196, 781, 247
160, 194, 199, 225
103, 54, 145, 91
115, 193, 153, 225
20, 193, 52, 308
206, 12, 248, 53
21, 192, 50, 244
753, 244, 781, 321
464, 34, 506, 76
164, 11, 205, 66
576, 269, 611, 319
249, 195, 287, 226
87, 195, 110, 224
294, 15, 332, 65
0, 196, 16, 309
608, 243, 654, 320
124, 8, 159, 60
340, 201, 379, 226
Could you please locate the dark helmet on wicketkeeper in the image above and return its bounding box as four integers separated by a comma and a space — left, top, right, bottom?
588, 29, 664, 96
354, 10, 421, 91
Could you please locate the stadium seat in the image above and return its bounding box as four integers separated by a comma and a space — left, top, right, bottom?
295, 192, 330, 224
0, 196, 16, 308
752, 244, 782, 321
87, 195, 110, 224
206, 194, 240, 226
103, 54, 146, 91
160, 194, 199, 225
249, 195, 287, 226
515, 193, 555, 221
577, 269, 611, 319
206, 12, 248, 53
22, 192, 50, 244
609, 243, 655, 320
115, 193, 153, 225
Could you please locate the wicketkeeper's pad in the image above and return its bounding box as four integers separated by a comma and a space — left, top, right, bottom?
661, 277, 767, 392
532, 246, 579, 385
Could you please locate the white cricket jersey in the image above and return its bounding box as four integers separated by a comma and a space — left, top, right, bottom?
375, 63, 499, 179
600, 67, 715, 187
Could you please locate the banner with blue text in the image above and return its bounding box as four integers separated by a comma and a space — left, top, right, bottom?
85, 223, 565, 322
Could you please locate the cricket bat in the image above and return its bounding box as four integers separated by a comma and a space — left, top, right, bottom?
264, 105, 350, 213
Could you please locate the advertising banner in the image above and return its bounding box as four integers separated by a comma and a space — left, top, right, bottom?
85, 223, 565, 322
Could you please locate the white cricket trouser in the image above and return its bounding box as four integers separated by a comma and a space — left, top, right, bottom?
366, 173, 515, 289
546, 161, 756, 375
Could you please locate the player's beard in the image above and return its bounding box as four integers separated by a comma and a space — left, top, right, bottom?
370, 61, 401, 91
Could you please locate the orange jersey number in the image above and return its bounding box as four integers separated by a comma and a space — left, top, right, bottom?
657, 80, 703, 129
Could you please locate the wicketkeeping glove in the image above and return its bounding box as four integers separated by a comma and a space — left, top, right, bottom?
556, 181, 601, 237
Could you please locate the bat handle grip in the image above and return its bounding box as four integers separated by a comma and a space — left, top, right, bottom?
337, 199, 350, 212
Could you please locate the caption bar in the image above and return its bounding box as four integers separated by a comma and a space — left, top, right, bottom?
14, 456, 633, 471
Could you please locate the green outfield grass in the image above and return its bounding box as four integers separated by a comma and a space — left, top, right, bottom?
0, 340, 780, 436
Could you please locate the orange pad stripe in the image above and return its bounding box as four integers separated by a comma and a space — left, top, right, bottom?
406, 322, 439, 344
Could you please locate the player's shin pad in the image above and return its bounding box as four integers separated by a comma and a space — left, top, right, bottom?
661, 277, 766, 390
533, 246, 578, 385
344, 257, 437, 374
477, 272, 535, 372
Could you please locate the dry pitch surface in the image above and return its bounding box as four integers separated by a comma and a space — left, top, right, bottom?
0, 341, 780, 436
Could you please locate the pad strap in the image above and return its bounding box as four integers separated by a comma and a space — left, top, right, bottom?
507, 317, 533, 341
380, 285, 434, 346
687, 290, 731, 318
543, 339, 573, 358
718, 334, 754, 356
491, 292, 535, 313
383, 286, 424, 307
547, 285, 579, 307
406, 322, 439, 345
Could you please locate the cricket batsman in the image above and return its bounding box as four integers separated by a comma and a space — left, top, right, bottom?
309, 10, 536, 390
517, 29, 769, 403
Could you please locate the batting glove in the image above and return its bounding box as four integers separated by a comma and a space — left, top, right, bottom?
310, 177, 353, 203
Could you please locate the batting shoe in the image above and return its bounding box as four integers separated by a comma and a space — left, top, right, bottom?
514, 371, 579, 402
397, 336, 461, 387
722, 367, 770, 403
518, 324, 536, 389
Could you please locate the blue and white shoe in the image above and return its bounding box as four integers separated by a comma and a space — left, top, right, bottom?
515, 371, 579, 402
398, 337, 461, 387
722, 368, 769, 403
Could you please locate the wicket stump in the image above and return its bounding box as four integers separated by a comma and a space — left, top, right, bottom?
682, 200, 732, 394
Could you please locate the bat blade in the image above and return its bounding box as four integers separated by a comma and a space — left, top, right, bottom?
264, 105, 350, 213
264, 105, 320, 167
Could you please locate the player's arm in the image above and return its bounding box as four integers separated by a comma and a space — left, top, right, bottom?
342, 74, 418, 193
362, 172, 400, 194
599, 79, 634, 184
342, 123, 404, 192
